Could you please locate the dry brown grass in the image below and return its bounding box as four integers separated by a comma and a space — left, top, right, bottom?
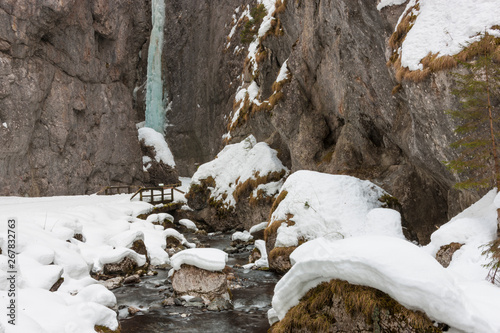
275, 0, 287, 14
268, 190, 288, 220
95, 325, 121, 333
270, 279, 440, 332
268, 245, 297, 263
455, 33, 500, 63
233, 170, 287, 202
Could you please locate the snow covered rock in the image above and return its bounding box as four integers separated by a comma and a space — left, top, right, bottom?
265, 170, 403, 273
139, 127, 180, 186
171, 265, 232, 310
170, 248, 231, 310
186, 135, 288, 231
178, 218, 198, 231
269, 278, 441, 333
269, 235, 500, 332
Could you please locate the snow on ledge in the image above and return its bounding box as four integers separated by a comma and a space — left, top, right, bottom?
393, 0, 500, 71
269, 236, 500, 332
170, 248, 228, 272
376, 0, 407, 11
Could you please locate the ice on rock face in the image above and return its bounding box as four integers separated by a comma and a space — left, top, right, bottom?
145, 0, 166, 134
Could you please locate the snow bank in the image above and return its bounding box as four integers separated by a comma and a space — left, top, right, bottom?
0, 194, 171, 331
269, 170, 404, 247
269, 236, 500, 332
138, 127, 176, 167
424, 189, 497, 281
190, 135, 288, 209
384, 0, 500, 71
170, 248, 228, 272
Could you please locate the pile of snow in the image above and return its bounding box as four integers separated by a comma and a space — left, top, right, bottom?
170, 248, 228, 272
232, 230, 253, 242
424, 189, 498, 281
0, 194, 171, 331
138, 127, 176, 167
254, 240, 269, 268
268, 235, 500, 332
190, 135, 288, 209
269, 170, 404, 248
178, 219, 198, 231
380, 0, 500, 71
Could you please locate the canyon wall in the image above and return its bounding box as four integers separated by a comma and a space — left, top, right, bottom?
161, 0, 475, 243
0, 0, 149, 195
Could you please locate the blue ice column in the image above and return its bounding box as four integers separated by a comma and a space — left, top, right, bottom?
145, 0, 166, 134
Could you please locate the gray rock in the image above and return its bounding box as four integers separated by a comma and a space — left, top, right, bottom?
128, 306, 141, 316
436, 242, 463, 268
171, 264, 231, 307
99, 276, 124, 290
123, 274, 141, 285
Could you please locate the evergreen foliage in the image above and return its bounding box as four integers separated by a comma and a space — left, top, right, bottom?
240, 4, 267, 44
445, 33, 500, 284
445, 38, 500, 189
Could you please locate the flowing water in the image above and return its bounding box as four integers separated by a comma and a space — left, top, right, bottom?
115, 232, 279, 333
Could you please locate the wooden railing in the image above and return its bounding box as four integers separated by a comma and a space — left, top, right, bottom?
97, 185, 138, 195
130, 182, 183, 204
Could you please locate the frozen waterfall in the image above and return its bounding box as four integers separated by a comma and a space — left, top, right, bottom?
145, 0, 166, 134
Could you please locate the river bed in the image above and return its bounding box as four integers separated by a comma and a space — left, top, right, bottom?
115, 232, 279, 333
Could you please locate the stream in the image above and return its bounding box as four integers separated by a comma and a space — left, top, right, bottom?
115, 232, 279, 333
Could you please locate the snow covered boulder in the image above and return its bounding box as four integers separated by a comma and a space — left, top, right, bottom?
264, 170, 404, 273
170, 249, 232, 310
185, 135, 288, 231
139, 127, 179, 186
99, 248, 148, 278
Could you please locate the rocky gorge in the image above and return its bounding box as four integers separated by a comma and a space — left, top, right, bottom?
0, 0, 483, 243
2, 0, 500, 332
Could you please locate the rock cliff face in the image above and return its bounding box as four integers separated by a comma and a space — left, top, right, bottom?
160, 0, 476, 243
0, 0, 149, 195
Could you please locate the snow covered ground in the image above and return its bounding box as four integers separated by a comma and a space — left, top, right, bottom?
269, 185, 500, 332
379, 0, 500, 71
0, 194, 176, 332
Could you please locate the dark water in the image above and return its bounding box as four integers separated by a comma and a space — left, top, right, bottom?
115, 233, 279, 333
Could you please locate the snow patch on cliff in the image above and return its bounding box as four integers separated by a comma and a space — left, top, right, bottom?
382, 0, 500, 71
